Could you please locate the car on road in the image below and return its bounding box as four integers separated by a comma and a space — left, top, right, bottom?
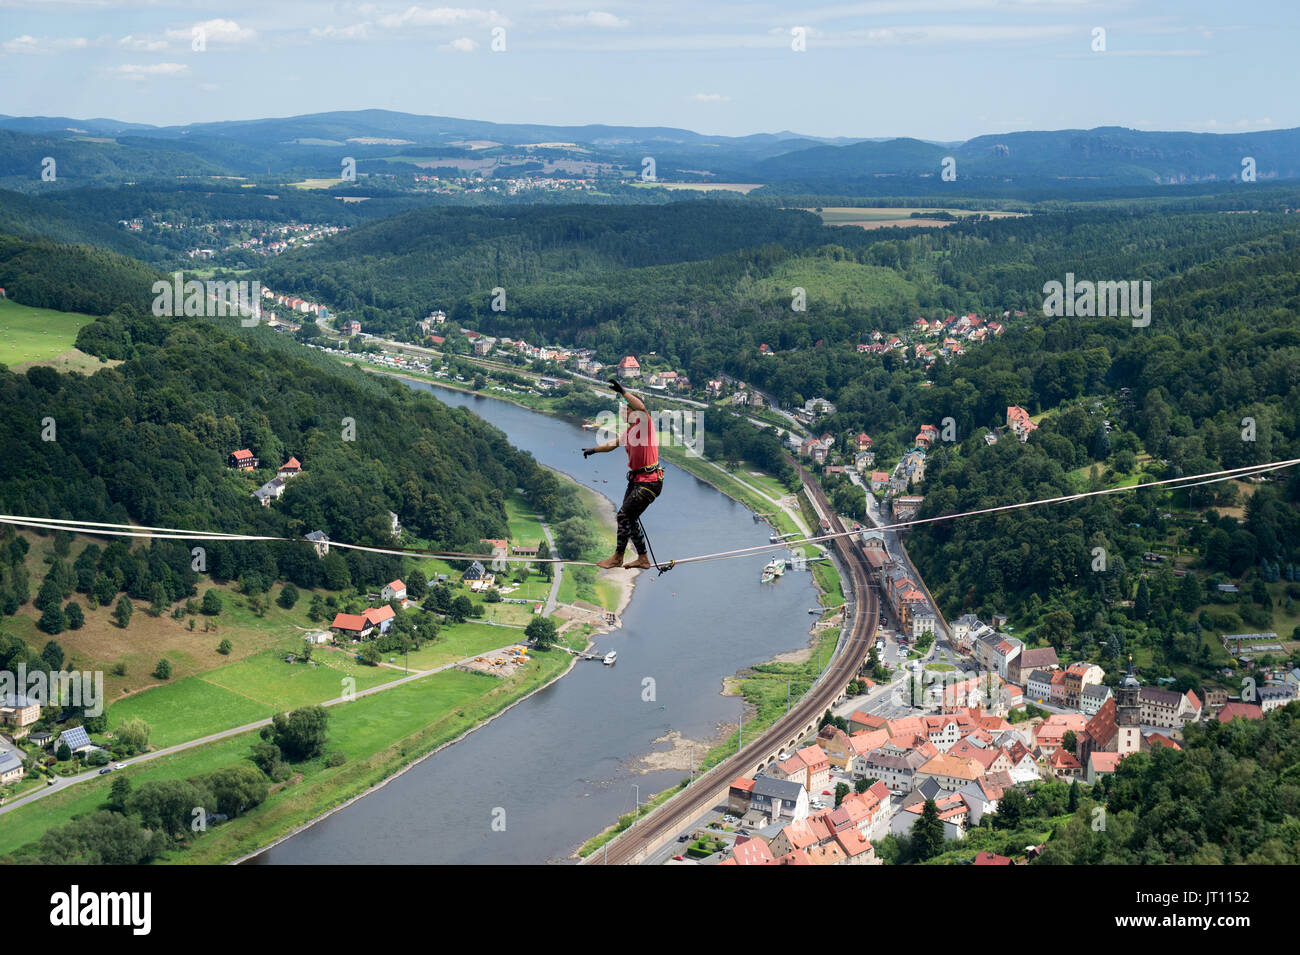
98, 767, 113, 775
672, 855, 685, 861
677, 834, 690, 843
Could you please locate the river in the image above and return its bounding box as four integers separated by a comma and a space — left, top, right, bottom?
248, 381, 819, 864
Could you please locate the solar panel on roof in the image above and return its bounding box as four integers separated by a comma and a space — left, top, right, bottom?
59, 726, 91, 750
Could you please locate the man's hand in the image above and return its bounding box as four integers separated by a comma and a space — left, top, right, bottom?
582, 448, 596, 458
608, 377, 625, 394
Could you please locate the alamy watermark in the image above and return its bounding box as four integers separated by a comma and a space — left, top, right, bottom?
152, 271, 263, 326
593, 408, 703, 456
1042, 272, 1151, 327
2, 663, 104, 717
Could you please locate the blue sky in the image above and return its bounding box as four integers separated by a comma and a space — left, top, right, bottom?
0, 0, 1295, 140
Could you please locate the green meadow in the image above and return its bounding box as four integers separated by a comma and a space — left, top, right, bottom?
0, 298, 97, 366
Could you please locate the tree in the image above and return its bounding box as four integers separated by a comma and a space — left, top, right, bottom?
994, 787, 1027, 829
107, 775, 132, 813
525, 615, 558, 648
39, 605, 66, 635
84, 713, 108, 733
1134, 578, 1151, 620
537, 539, 552, 580
217, 638, 232, 655
197, 764, 269, 818
449, 595, 473, 623
1039, 610, 1075, 651
249, 740, 288, 780
148, 582, 167, 617
834, 782, 850, 807
115, 717, 151, 753
1062, 730, 1078, 754
913, 798, 944, 860
56, 742, 72, 761
554, 517, 598, 559
406, 569, 427, 599
153, 659, 172, 681
1178, 572, 1203, 612
126, 779, 210, 836
277, 582, 300, 609
35, 811, 160, 865
113, 596, 133, 629
65, 601, 84, 630
854, 777, 873, 794
201, 590, 223, 615
360, 642, 381, 665
1067, 779, 1080, 813
263, 706, 330, 762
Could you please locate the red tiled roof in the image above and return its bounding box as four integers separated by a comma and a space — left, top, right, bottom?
731, 838, 775, 866
331, 612, 368, 631
776, 848, 811, 866
364, 605, 395, 625
833, 828, 873, 858
781, 819, 817, 851
973, 851, 1012, 865
1049, 749, 1081, 770
796, 744, 829, 770
385, 579, 405, 592
848, 729, 890, 756
1084, 697, 1119, 748
730, 777, 756, 793
1089, 752, 1123, 774
282, 456, 301, 469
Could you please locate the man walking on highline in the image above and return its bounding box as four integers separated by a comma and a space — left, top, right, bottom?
583, 378, 664, 570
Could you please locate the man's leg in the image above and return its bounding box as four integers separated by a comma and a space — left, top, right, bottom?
622, 481, 663, 569
597, 482, 642, 569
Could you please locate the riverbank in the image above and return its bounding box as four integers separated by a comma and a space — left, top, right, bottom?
232, 630, 594, 865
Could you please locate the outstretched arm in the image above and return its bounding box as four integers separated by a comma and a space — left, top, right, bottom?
583, 438, 619, 458
610, 377, 647, 413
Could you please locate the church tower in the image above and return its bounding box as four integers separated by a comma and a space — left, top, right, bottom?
1116, 657, 1142, 755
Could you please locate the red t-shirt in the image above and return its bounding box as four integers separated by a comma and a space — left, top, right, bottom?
622, 408, 660, 481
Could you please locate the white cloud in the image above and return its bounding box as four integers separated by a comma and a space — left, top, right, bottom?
3, 34, 91, 54
119, 34, 168, 52
438, 36, 478, 52
310, 22, 372, 40
113, 62, 189, 78
692, 92, 730, 103
165, 19, 257, 45
559, 11, 628, 28
378, 7, 509, 29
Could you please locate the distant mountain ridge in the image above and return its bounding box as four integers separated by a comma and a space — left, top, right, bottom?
0, 109, 1297, 192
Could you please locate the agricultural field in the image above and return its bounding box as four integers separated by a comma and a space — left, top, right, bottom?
632, 181, 763, 193
0, 298, 102, 370
809, 206, 1029, 228
504, 494, 546, 547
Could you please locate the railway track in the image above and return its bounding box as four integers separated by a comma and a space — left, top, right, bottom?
584, 460, 879, 864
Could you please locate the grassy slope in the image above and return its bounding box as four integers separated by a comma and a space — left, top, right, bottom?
0, 297, 97, 366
